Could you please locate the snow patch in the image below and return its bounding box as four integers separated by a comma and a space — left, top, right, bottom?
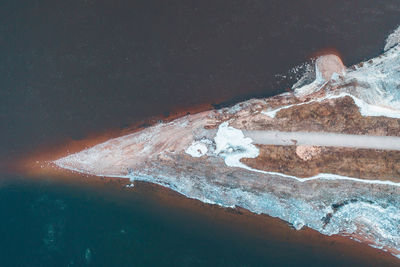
350, 95, 400, 119
213, 124, 400, 187
185, 141, 208, 157
214, 122, 259, 168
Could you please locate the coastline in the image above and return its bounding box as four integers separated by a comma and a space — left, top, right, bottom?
7, 34, 400, 264
6, 170, 400, 266
2, 2, 400, 265
6, 128, 400, 266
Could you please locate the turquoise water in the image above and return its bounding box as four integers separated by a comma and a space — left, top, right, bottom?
0, 175, 389, 266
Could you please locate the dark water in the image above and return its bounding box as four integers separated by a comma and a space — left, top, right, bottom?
1, 1, 400, 266
0, 175, 391, 267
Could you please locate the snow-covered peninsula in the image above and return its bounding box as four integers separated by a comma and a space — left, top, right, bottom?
54, 27, 400, 259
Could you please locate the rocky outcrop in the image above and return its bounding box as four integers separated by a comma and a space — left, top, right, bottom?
316, 54, 346, 81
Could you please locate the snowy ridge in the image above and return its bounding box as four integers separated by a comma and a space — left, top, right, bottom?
384, 25, 400, 51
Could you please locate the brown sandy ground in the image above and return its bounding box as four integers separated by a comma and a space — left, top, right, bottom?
232, 96, 400, 136
242, 145, 400, 182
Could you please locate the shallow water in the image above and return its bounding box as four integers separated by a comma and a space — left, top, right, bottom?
2, 1, 400, 266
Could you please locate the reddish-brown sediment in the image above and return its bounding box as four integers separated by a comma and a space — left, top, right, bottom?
243, 145, 400, 182
10, 101, 215, 179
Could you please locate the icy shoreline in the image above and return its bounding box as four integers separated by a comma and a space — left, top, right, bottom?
53, 26, 400, 259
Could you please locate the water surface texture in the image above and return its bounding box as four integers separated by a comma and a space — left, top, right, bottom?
1, 1, 400, 266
